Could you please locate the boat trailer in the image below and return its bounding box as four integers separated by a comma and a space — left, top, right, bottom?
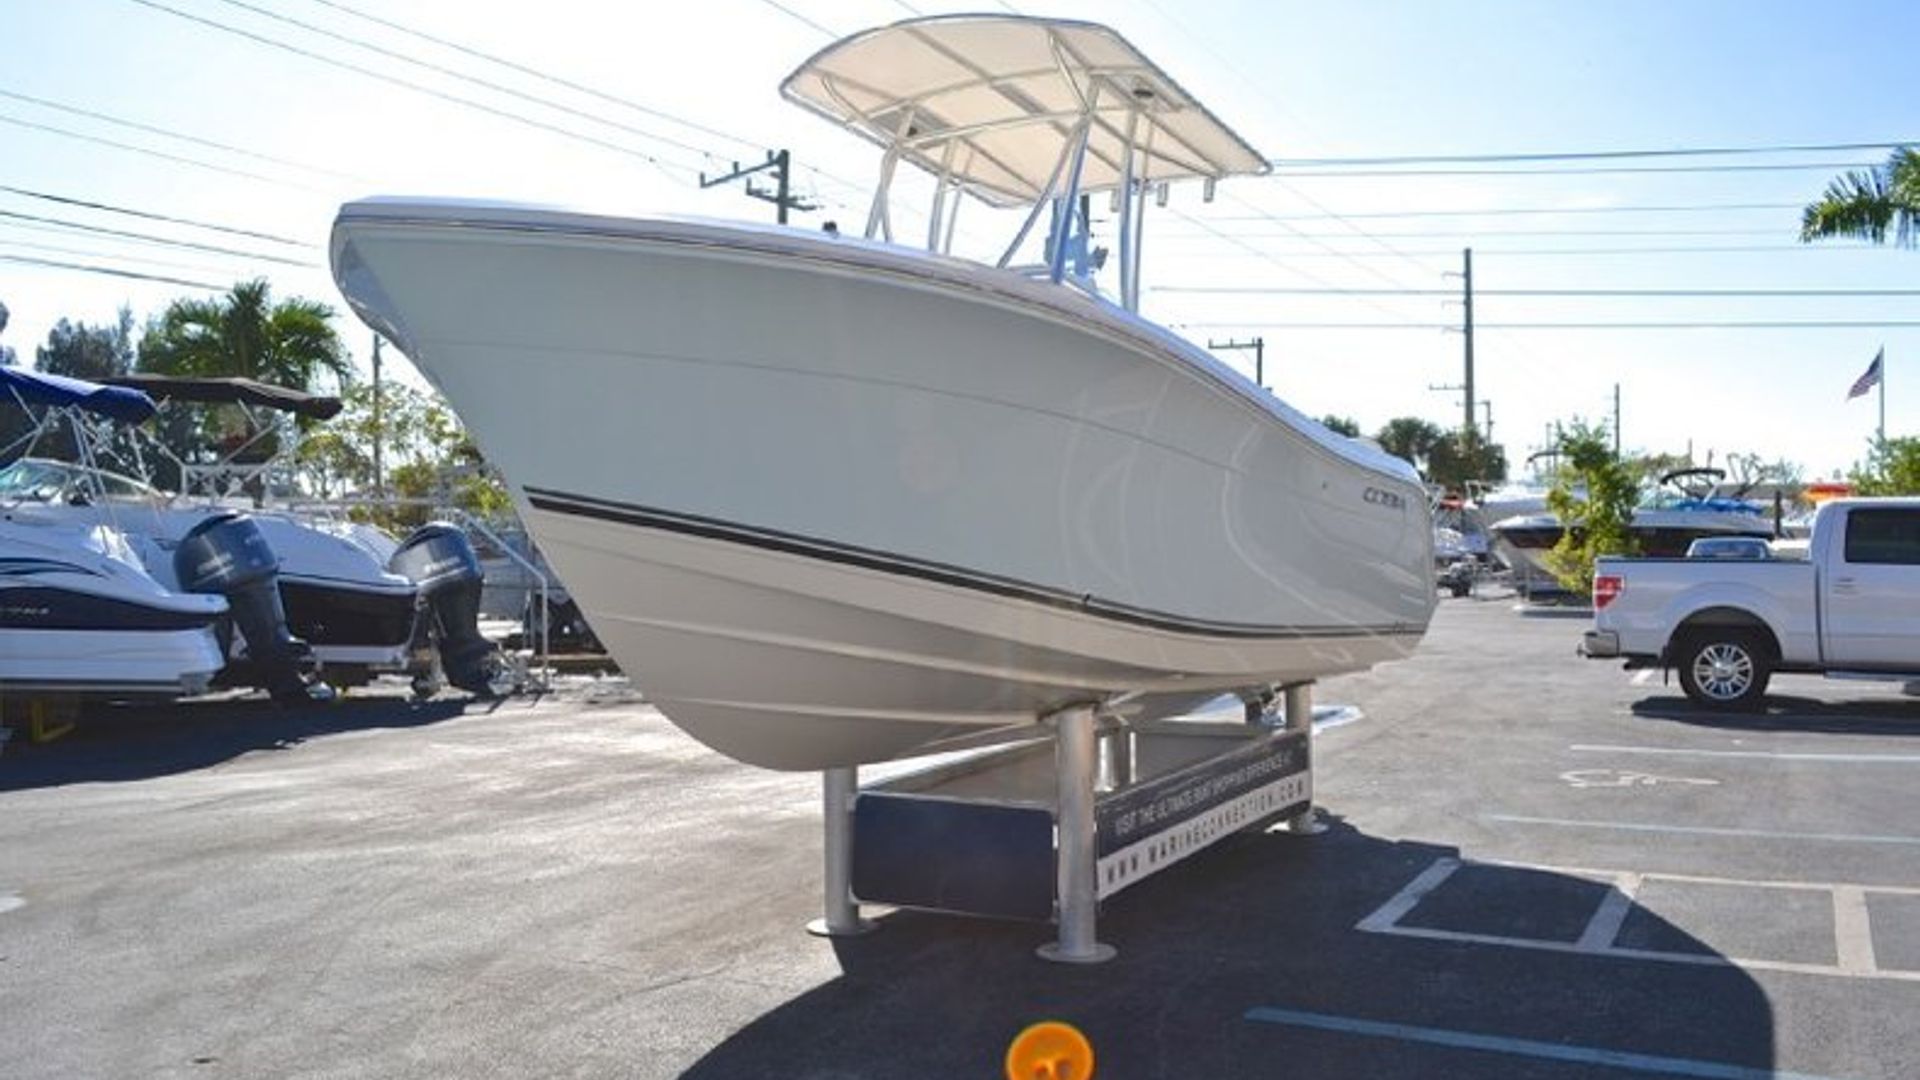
807, 683, 1330, 963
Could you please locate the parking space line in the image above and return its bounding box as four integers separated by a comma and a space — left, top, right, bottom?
1477, 858, 1920, 897
1371, 919, 1920, 982
1358, 857, 1920, 984
1484, 813, 1920, 847
1572, 744, 1920, 764
1575, 872, 1641, 951
1831, 887, 1878, 975
1242, 1006, 1841, 1080
1631, 669, 1659, 686
1353, 857, 1460, 933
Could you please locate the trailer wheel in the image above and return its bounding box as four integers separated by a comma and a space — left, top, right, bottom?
1675, 630, 1771, 710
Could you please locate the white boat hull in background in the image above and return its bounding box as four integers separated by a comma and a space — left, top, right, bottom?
333, 202, 1435, 769
1490, 507, 1778, 592
0, 519, 227, 698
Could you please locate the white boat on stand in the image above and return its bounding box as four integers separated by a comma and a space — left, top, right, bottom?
331, 15, 1435, 772
1, 372, 227, 701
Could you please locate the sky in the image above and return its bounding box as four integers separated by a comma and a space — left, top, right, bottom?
2, 0, 1918, 481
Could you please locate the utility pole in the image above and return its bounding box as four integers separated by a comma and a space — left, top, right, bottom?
1462, 247, 1476, 435
1209, 337, 1265, 387
700, 149, 818, 224
1443, 249, 1474, 434
1612, 383, 1622, 455
371, 333, 384, 497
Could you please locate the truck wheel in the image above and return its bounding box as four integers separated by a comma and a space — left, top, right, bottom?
1676, 631, 1771, 710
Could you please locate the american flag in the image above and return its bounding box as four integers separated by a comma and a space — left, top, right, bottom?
1848, 348, 1884, 400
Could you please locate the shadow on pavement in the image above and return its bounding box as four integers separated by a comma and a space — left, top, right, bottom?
0, 694, 485, 791
1632, 693, 1920, 736
679, 816, 1776, 1080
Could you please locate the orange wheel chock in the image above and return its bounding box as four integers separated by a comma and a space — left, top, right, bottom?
1005, 1020, 1094, 1080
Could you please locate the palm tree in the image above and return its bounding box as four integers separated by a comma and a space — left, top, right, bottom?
139, 279, 350, 389
1800, 147, 1920, 247
138, 280, 351, 480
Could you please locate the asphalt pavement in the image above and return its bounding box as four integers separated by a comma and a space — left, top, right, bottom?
3, 588, 1918, 1079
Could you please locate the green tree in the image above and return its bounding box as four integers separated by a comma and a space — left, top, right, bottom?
1543, 419, 1642, 597
1801, 147, 1920, 247
1426, 428, 1508, 492
0, 299, 27, 458
138, 279, 349, 389
35, 307, 135, 381
138, 280, 350, 484
295, 380, 508, 531
1848, 436, 1920, 495
1318, 415, 1361, 437
0, 298, 16, 367
1375, 416, 1446, 472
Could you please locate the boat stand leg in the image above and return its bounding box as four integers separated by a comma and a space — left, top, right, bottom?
806, 766, 875, 938
1037, 704, 1116, 964
1282, 682, 1326, 835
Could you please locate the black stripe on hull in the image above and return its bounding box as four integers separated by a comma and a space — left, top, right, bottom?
0, 587, 222, 632
524, 486, 1421, 642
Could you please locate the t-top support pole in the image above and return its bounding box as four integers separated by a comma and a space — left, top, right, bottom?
1038, 703, 1117, 964
806, 765, 875, 938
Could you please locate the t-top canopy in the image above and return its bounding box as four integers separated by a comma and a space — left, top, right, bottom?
782, 15, 1268, 208
106, 374, 344, 421
1, 366, 155, 424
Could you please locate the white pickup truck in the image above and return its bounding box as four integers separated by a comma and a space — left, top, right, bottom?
1582, 498, 1920, 708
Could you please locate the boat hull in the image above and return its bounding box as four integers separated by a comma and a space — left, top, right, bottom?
1490, 509, 1777, 592
4, 501, 417, 674
333, 202, 1435, 768
0, 626, 225, 698
1, 523, 227, 699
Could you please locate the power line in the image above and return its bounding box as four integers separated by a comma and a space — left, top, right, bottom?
1214, 192, 1431, 293
300, 0, 881, 210
0, 184, 310, 247
0, 87, 365, 183
1267, 160, 1879, 179
0, 253, 224, 290
1273, 140, 1915, 168
0, 210, 317, 267
0, 235, 246, 277
1179, 320, 1920, 331
212, 0, 719, 162
0, 111, 321, 190
756, 0, 840, 39
302, 0, 768, 156
1157, 286, 1920, 298
1167, 206, 1437, 329
1160, 227, 1795, 241
1155, 244, 1882, 259
124, 0, 704, 176
1192, 202, 1804, 222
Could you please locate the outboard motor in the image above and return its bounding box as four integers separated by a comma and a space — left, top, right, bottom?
389, 522, 497, 696
173, 512, 320, 703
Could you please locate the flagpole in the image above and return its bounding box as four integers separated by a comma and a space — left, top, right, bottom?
1881, 346, 1887, 445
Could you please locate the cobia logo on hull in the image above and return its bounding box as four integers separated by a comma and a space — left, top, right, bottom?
1362, 486, 1406, 510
